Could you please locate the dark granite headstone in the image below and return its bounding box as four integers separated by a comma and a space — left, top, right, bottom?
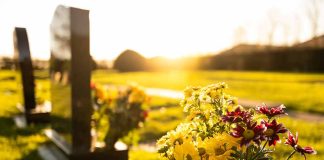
42, 5, 127, 160
13, 27, 50, 127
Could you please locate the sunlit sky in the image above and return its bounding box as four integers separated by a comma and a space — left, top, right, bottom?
0, 0, 323, 60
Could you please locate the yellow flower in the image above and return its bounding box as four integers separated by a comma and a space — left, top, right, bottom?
186, 112, 196, 121
204, 111, 211, 120
157, 135, 167, 146
201, 103, 214, 111
209, 90, 220, 99
168, 123, 194, 145
184, 87, 194, 98
198, 134, 240, 160
128, 87, 146, 103
199, 94, 211, 103
232, 98, 238, 106
95, 85, 107, 101
168, 130, 185, 146
174, 140, 200, 160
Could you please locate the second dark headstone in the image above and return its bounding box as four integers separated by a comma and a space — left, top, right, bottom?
13, 27, 50, 127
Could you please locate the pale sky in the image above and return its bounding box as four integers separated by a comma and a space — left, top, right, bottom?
0, 0, 323, 60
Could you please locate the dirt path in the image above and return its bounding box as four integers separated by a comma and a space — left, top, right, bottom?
145, 88, 324, 122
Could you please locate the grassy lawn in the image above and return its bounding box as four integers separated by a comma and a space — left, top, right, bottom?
0, 70, 47, 160
92, 70, 324, 114
0, 70, 323, 159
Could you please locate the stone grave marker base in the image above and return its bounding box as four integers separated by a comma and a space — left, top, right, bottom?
39, 129, 128, 160
14, 103, 50, 128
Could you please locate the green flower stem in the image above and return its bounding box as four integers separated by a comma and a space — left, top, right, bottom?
245, 144, 249, 160
251, 141, 268, 160
286, 150, 296, 160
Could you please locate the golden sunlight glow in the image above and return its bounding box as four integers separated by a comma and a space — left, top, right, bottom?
0, 0, 323, 60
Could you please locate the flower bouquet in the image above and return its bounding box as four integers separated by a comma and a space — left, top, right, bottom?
91, 83, 148, 150
157, 82, 316, 160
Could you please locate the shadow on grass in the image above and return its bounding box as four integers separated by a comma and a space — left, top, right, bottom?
0, 76, 15, 81
0, 116, 47, 138
50, 115, 71, 134
139, 131, 165, 143
0, 116, 49, 160
21, 149, 43, 160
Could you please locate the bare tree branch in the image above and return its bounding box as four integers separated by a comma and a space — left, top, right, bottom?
306, 0, 321, 38
233, 26, 246, 46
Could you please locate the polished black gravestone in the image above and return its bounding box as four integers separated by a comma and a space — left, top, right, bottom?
13, 27, 50, 127
39, 5, 127, 160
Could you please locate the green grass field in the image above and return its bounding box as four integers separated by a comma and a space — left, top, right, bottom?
0, 70, 323, 160
92, 70, 324, 114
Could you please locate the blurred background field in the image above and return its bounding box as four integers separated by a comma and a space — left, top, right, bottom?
0, 70, 323, 159
93, 70, 324, 114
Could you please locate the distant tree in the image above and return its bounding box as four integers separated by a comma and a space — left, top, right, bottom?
280, 20, 292, 46
90, 56, 97, 70
1, 57, 14, 69
257, 9, 280, 46
266, 9, 280, 46
292, 15, 301, 45
306, 0, 322, 38
113, 49, 147, 72
95, 60, 110, 69
233, 26, 247, 45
